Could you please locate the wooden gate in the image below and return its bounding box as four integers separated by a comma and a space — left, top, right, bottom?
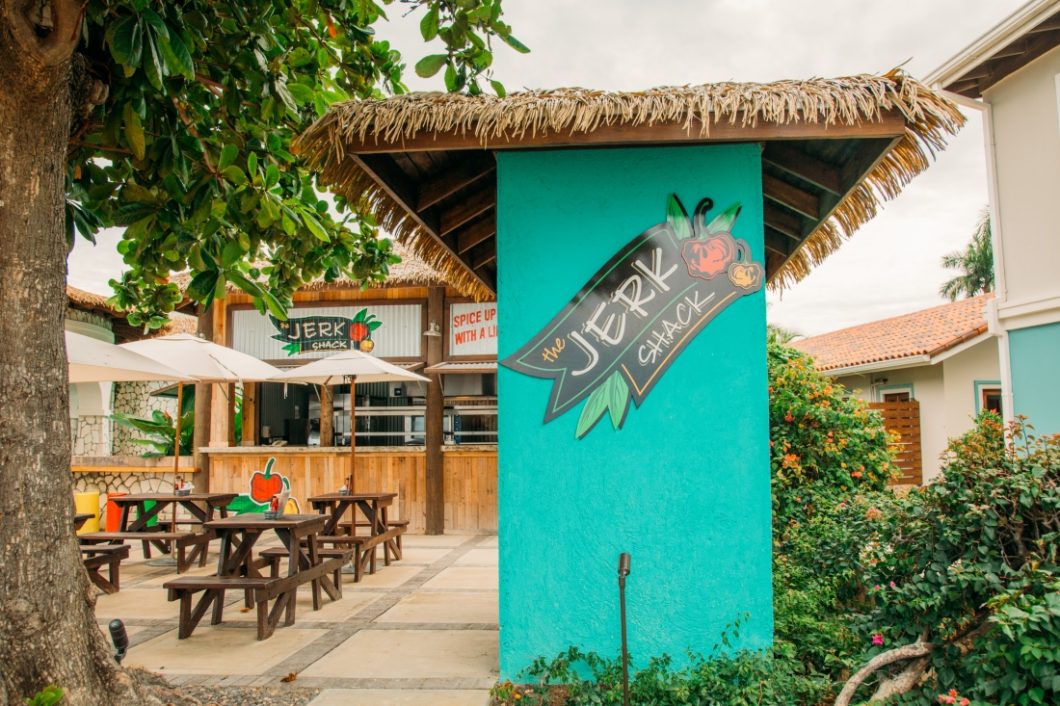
869, 400, 923, 485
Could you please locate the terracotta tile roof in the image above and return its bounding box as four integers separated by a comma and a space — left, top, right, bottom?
793, 294, 993, 372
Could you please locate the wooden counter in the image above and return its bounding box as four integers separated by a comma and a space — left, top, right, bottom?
202, 446, 496, 533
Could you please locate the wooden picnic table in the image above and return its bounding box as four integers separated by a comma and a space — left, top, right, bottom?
308, 492, 404, 578
74, 513, 94, 530
164, 514, 343, 639
78, 492, 236, 572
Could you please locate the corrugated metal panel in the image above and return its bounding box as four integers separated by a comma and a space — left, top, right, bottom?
449, 302, 498, 356
231, 304, 422, 360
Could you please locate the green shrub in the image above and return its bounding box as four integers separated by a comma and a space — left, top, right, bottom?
853, 414, 1060, 705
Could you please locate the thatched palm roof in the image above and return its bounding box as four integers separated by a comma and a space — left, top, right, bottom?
295, 69, 964, 299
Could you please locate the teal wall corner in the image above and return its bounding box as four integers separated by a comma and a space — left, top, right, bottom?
1009, 322, 1060, 434
496, 145, 773, 680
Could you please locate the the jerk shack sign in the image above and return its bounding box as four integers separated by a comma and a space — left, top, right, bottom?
270, 308, 381, 356
502, 195, 763, 439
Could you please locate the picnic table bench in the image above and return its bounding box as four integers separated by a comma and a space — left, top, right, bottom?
78, 492, 235, 573
308, 493, 405, 579
80, 544, 129, 594
164, 514, 344, 640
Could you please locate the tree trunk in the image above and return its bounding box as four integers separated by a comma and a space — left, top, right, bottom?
0, 4, 157, 703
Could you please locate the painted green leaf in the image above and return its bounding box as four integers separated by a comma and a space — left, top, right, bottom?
123, 104, 146, 160
666, 194, 693, 240
415, 54, 447, 78
227, 494, 267, 515
606, 373, 631, 429
706, 203, 742, 234
367, 321, 382, 331
575, 384, 610, 440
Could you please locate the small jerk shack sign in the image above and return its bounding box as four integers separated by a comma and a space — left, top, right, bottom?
270, 308, 381, 355
502, 195, 763, 439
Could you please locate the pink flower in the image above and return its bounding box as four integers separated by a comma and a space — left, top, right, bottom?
873, 584, 882, 591
889, 581, 897, 589
871, 633, 884, 647
959, 699, 970, 706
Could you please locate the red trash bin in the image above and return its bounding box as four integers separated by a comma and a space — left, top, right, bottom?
105, 492, 127, 532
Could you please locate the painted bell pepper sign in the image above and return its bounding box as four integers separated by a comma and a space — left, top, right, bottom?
270, 307, 380, 355
227, 457, 291, 514
502, 194, 763, 438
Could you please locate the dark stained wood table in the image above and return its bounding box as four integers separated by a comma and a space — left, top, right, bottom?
78, 492, 236, 572
74, 513, 94, 531
308, 492, 403, 574
163, 514, 342, 639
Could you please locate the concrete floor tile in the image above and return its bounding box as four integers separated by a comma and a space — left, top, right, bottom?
126, 626, 328, 675
401, 534, 471, 548
308, 689, 490, 705
421, 567, 498, 591
354, 565, 423, 589
226, 590, 385, 623
398, 547, 451, 565
94, 587, 180, 621
301, 629, 497, 679
454, 548, 497, 567
377, 591, 497, 624
475, 536, 498, 548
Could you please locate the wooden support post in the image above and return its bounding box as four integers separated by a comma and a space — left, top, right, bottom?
425, 286, 445, 534
241, 383, 257, 446
209, 299, 231, 447
320, 385, 334, 447
192, 306, 213, 492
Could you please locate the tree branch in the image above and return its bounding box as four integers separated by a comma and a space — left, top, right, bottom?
834, 641, 935, 706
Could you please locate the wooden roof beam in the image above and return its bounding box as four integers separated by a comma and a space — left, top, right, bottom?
456, 215, 496, 254
349, 153, 492, 295
342, 111, 908, 153
764, 228, 792, 257
762, 173, 820, 220
764, 202, 804, 241
762, 143, 843, 196
439, 185, 496, 236
416, 156, 495, 211
469, 241, 497, 270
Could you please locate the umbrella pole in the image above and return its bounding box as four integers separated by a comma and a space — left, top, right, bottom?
348, 375, 357, 494
173, 382, 183, 530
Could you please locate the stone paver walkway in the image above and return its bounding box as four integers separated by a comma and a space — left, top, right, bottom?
94, 533, 498, 704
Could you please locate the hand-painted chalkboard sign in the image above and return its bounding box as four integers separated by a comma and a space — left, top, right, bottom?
501, 194, 763, 438
270, 308, 380, 355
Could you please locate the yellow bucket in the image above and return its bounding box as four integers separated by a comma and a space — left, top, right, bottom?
74, 491, 100, 534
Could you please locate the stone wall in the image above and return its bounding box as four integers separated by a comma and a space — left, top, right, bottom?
112, 381, 179, 456
72, 415, 110, 456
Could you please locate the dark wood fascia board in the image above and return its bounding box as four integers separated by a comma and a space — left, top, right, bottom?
762, 143, 843, 196
350, 153, 494, 296
343, 111, 909, 154
416, 156, 496, 211
762, 172, 820, 220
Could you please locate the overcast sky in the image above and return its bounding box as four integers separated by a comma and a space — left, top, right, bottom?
67, 0, 1026, 336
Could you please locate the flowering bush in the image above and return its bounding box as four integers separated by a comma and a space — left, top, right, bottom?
846, 414, 1060, 705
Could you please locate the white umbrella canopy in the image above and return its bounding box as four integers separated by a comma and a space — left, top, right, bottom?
67, 331, 193, 383
271, 350, 430, 493
121, 333, 282, 382
270, 349, 429, 386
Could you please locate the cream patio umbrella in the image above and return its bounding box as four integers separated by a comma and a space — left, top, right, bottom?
67, 331, 192, 383
270, 349, 429, 493
121, 333, 283, 483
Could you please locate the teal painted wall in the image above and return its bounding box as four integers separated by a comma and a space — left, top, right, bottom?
496, 145, 772, 679
1010, 322, 1060, 434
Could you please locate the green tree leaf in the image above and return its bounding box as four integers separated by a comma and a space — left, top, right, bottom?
107, 16, 142, 68
122, 103, 146, 160
420, 7, 439, 40
158, 31, 194, 80
415, 54, 448, 78
501, 33, 530, 53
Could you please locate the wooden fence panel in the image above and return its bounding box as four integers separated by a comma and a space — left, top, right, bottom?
869, 401, 923, 485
